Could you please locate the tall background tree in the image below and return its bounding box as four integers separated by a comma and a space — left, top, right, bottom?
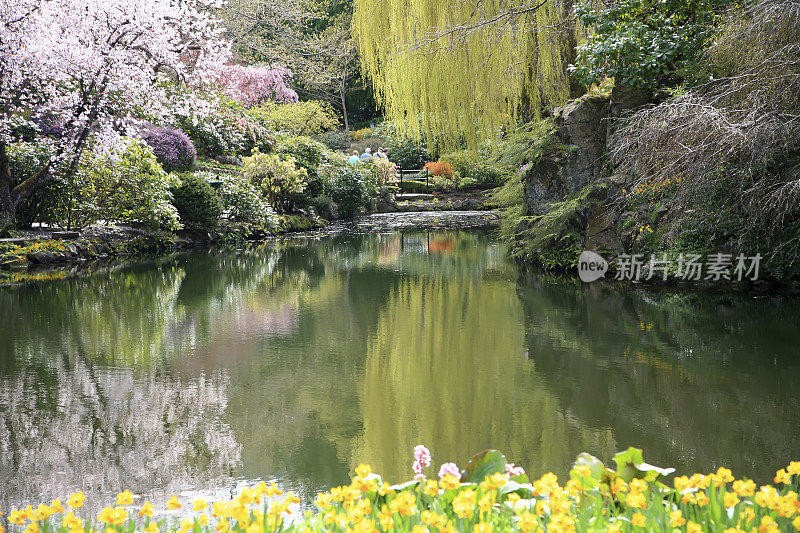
221, 0, 375, 131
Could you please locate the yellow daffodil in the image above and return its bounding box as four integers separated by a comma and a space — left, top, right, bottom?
116, 490, 134, 506
670, 510, 686, 527
67, 492, 86, 509
776, 469, 792, 485
424, 479, 439, 496
97, 506, 127, 526
439, 474, 460, 491
166, 495, 182, 510
50, 500, 65, 514
724, 491, 740, 508
62, 511, 83, 530
138, 501, 155, 518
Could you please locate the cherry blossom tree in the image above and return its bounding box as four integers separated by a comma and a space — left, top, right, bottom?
0, 0, 229, 228
215, 64, 298, 107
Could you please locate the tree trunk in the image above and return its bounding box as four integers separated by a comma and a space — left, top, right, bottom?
0, 141, 18, 230
341, 88, 350, 132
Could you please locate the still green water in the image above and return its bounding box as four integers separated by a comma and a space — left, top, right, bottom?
1, 230, 799, 509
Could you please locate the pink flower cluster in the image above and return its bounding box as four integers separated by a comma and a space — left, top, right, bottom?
215, 64, 299, 107
438, 462, 461, 479
412, 445, 431, 480
506, 463, 525, 477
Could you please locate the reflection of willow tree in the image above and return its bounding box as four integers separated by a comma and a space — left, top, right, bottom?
515, 276, 800, 482
0, 358, 240, 510
353, 276, 616, 483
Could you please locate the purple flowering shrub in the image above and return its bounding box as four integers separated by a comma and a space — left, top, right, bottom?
141, 127, 197, 173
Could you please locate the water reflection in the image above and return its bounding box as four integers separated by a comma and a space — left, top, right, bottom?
0, 231, 798, 511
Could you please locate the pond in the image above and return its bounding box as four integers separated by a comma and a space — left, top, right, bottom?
1, 230, 799, 511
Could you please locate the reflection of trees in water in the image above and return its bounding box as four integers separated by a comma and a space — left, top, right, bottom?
515, 276, 800, 482
353, 275, 616, 484
0, 357, 240, 510
0, 263, 187, 368
2, 231, 797, 507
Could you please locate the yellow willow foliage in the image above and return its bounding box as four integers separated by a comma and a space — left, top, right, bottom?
354, 275, 616, 481
353, 0, 576, 147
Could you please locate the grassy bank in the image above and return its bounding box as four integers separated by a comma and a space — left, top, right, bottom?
4, 448, 799, 532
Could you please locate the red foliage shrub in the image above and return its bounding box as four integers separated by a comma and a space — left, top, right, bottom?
423, 161, 455, 178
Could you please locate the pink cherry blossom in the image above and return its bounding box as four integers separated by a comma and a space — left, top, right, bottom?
214, 64, 299, 107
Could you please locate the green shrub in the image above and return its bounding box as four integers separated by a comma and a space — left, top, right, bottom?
308, 195, 336, 220
216, 173, 270, 223
242, 149, 308, 214
275, 136, 326, 174
324, 165, 375, 219
247, 101, 339, 136
317, 130, 351, 151
275, 135, 337, 199
176, 96, 274, 159
398, 180, 430, 194
386, 136, 430, 170
441, 150, 507, 186
170, 173, 223, 230
71, 138, 182, 230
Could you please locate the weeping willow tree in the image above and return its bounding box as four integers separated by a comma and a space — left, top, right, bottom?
353, 0, 579, 146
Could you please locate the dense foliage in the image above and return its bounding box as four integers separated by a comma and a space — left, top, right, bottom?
248, 101, 339, 137
0, 0, 227, 227
216, 174, 271, 224
324, 164, 376, 218
353, 0, 576, 147
570, 0, 725, 90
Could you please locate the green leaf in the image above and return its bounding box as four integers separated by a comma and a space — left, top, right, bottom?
388, 479, 421, 491
498, 481, 534, 499
460, 449, 508, 483
613, 447, 675, 482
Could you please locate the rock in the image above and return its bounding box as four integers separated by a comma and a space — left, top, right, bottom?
526, 96, 609, 216
608, 173, 629, 185
215, 154, 242, 166
27, 251, 57, 263
585, 204, 624, 255
51, 231, 80, 240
